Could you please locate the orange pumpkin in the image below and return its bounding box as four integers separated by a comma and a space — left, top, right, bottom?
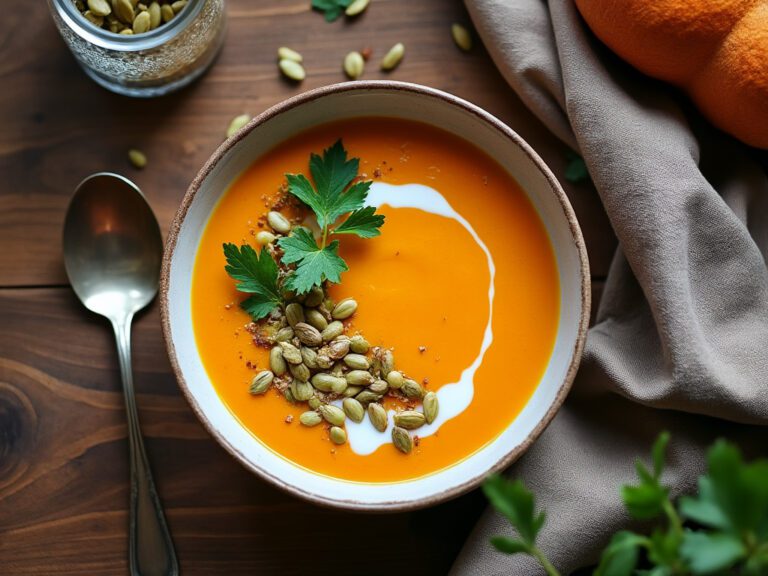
574, 0, 768, 149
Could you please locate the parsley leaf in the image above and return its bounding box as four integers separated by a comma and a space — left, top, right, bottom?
334, 206, 385, 238
595, 531, 647, 576
564, 150, 590, 184
483, 475, 545, 546
278, 228, 348, 294
311, 0, 352, 22
222, 242, 282, 320
286, 140, 373, 230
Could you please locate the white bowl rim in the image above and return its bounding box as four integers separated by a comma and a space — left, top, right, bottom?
159, 80, 591, 511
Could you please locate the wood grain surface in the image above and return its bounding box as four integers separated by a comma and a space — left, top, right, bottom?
0, 0, 614, 573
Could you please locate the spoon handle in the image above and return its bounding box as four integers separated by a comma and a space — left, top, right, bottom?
112, 316, 179, 576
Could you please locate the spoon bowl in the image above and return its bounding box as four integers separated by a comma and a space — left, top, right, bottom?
63, 172, 177, 576
63, 173, 162, 319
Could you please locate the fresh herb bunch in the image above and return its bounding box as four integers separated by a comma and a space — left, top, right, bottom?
483, 433, 768, 576
223, 139, 384, 320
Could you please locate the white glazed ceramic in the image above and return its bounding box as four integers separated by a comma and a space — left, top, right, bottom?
160, 81, 590, 511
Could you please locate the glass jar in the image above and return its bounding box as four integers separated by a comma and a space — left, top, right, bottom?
47, 0, 226, 97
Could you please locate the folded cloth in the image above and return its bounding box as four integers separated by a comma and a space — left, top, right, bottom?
451, 1, 768, 573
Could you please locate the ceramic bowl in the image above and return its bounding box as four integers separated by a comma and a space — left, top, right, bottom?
160, 81, 590, 511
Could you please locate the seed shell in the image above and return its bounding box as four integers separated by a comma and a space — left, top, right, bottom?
268, 210, 292, 234
343, 51, 365, 80
343, 353, 370, 370
249, 370, 274, 395
305, 308, 328, 331
269, 346, 287, 375
346, 369, 374, 386
319, 404, 346, 426
451, 23, 473, 51
133, 10, 151, 33
279, 58, 306, 82
289, 362, 310, 382
368, 403, 388, 432
332, 298, 358, 320
128, 149, 147, 169
329, 426, 347, 445
423, 391, 439, 424
322, 320, 344, 341
300, 411, 322, 426
402, 378, 424, 399
256, 230, 275, 245
279, 342, 303, 365
380, 42, 405, 71
345, 0, 370, 16
392, 426, 412, 454
342, 398, 365, 423
295, 322, 323, 346
226, 113, 251, 138
291, 379, 314, 401
349, 335, 370, 354
278, 46, 303, 63
394, 410, 425, 430
87, 0, 112, 17
386, 370, 404, 389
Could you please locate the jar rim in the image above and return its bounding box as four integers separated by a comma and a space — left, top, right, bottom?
51, 0, 205, 51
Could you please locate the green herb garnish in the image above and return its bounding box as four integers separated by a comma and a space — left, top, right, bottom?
277, 139, 384, 294
222, 243, 281, 320
484, 433, 768, 575
564, 150, 590, 184
311, 0, 352, 22
223, 139, 384, 320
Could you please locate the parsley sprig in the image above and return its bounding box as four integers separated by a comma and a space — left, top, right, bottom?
485, 433, 768, 575
223, 140, 384, 320
277, 139, 384, 294
311, 0, 352, 22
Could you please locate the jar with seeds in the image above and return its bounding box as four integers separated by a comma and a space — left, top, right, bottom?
47, 0, 225, 97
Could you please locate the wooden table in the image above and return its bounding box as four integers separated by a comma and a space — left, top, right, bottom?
0, 1, 613, 573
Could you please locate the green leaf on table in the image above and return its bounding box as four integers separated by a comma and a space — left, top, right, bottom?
595, 531, 647, 576
311, 0, 352, 21
333, 206, 385, 238
490, 536, 530, 556
679, 531, 746, 574
482, 475, 545, 546
278, 228, 348, 294
223, 242, 282, 320
679, 477, 730, 530
564, 150, 590, 184
622, 482, 669, 520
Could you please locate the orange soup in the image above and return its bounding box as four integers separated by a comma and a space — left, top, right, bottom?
192, 117, 559, 482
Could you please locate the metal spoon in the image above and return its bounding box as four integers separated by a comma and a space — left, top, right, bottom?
63, 173, 178, 576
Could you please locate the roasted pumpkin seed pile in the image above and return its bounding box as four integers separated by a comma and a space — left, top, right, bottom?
72, 0, 188, 35
247, 209, 439, 454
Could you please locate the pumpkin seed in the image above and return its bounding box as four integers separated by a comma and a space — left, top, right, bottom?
279, 342, 303, 364
342, 398, 365, 423
83, 10, 104, 26
113, 0, 135, 23
249, 370, 274, 395
300, 411, 322, 426
349, 335, 370, 354
380, 42, 405, 71
380, 349, 395, 375
332, 298, 358, 319
308, 397, 322, 410
345, 0, 370, 16
160, 3, 174, 22
355, 390, 382, 405
368, 403, 388, 432
423, 391, 438, 424
226, 113, 251, 138
285, 303, 304, 327
119, 28, 133, 34
311, 373, 348, 394
329, 426, 347, 445
132, 10, 151, 33
342, 385, 363, 398
402, 378, 424, 399
274, 326, 294, 342
328, 337, 350, 359
346, 369, 374, 386
322, 320, 344, 341
289, 362, 310, 382
256, 230, 275, 245
392, 426, 412, 454
386, 370, 404, 389
277, 46, 303, 63
305, 308, 328, 331
343, 51, 365, 80
171, 0, 187, 13
300, 346, 319, 370
279, 58, 306, 82
87, 0, 112, 17
294, 322, 322, 346
128, 149, 146, 169
291, 379, 314, 401
283, 387, 296, 404
315, 353, 333, 370
343, 353, 370, 370
394, 410, 425, 430
267, 210, 292, 234
451, 23, 473, 51
304, 285, 324, 307
368, 379, 389, 395
148, 2, 161, 28
318, 404, 346, 426
269, 346, 287, 375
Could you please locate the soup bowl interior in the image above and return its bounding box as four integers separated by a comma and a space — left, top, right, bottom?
161, 81, 589, 510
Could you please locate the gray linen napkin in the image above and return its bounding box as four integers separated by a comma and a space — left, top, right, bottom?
451, 1, 768, 574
